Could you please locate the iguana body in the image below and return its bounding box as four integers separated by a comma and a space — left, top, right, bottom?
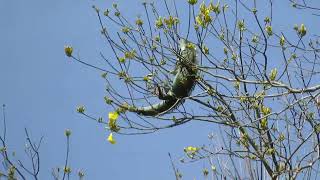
127, 39, 198, 116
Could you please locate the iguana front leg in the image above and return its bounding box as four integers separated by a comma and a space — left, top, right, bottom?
154, 84, 173, 100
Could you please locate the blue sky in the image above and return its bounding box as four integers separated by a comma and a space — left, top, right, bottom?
1, 0, 319, 179
0, 1, 212, 179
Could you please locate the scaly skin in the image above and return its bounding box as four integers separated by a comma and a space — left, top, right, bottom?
127, 39, 198, 116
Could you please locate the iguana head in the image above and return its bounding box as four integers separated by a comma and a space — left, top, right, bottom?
178, 38, 197, 64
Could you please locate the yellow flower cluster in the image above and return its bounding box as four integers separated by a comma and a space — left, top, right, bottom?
107, 112, 119, 144
298, 24, 307, 37
261, 105, 271, 116
143, 74, 152, 82
239, 132, 249, 147
280, 35, 285, 46
64, 166, 71, 174
164, 16, 179, 29
269, 68, 278, 81
154, 15, 179, 29
265, 25, 273, 36
185, 146, 198, 152
124, 50, 136, 59
186, 42, 196, 50
196, 3, 212, 27
260, 118, 268, 130
202, 45, 209, 54
64, 46, 73, 57
121, 27, 130, 34
155, 17, 164, 28
76, 105, 85, 113
260, 105, 271, 130
184, 146, 199, 158
108, 111, 120, 132
107, 133, 116, 144
65, 129, 72, 137
237, 20, 246, 31
135, 18, 144, 26
195, 2, 219, 28
188, 0, 197, 5
118, 57, 125, 63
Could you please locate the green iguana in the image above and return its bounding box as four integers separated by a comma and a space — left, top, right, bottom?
126, 39, 198, 116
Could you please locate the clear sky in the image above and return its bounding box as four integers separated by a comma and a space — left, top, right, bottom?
0, 0, 318, 179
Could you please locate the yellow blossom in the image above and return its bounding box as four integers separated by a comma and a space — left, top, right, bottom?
266, 148, 275, 155
65, 129, 72, 137
237, 20, 246, 31
186, 42, 196, 50
64, 166, 71, 174
196, 2, 213, 27
107, 133, 116, 144
121, 27, 130, 33
200, 2, 206, 13
164, 16, 179, 28
261, 105, 271, 115
260, 118, 268, 129
76, 105, 85, 113
104, 96, 113, 104
202, 45, 209, 54
211, 165, 216, 171
269, 68, 278, 81
188, 0, 198, 5
155, 17, 164, 28
135, 18, 144, 26
265, 25, 273, 36
203, 168, 209, 176
124, 50, 136, 59
298, 24, 307, 37
280, 35, 285, 46
184, 146, 199, 153
108, 111, 120, 132
143, 75, 151, 82
103, 9, 109, 16
209, 2, 220, 14
196, 15, 203, 26
64, 46, 73, 57
252, 35, 259, 43
279, 133, 285, 141
118, 57, 126, 63
109, 111, 118, 120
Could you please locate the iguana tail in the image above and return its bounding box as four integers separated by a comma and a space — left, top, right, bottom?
128, 98, 180, 116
